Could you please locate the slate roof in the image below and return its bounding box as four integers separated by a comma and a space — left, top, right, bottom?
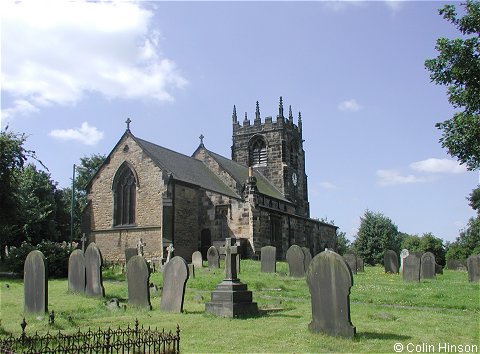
133, 137, 240, 199
204, 149, 290, 203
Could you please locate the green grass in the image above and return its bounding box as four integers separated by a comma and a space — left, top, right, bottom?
1, 261, 479, 353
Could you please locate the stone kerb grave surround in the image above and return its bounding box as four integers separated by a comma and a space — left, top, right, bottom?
68, 249, 85, 294
343, 254, 357, 275
205, 238, 258, 317
420, 252, 436, 280
403, 254, 421, 282
260, 246, 276, 273
306, 250, 355, 339
192, 251, 203, 269
160, 256, 189, 313
85, 243, 105, 298
24, 250, 48, 314
467, 254, 480, 282
384, 250, 399, 274
286, 245, 305, 277
400, 249, 409, 273
127, 255, 152, 310
207, 246, 220, 269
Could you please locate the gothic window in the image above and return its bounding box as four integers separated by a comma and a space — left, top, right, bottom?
113, 164, 137, 226
249, 137, 267, 167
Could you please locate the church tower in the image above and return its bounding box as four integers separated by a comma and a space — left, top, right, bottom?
231, 97, 310, 217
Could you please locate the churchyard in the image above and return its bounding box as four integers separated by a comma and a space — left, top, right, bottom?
1, 257, 479, 353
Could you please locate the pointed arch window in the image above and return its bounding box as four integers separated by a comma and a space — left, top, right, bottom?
249, 137, 267, 167
113, 164, 137, 226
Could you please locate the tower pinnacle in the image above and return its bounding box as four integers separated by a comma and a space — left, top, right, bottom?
232, 105, 238, 123
278, 96, 284, 118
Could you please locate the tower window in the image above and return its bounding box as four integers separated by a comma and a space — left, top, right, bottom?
249, 138, 267, 167
113, 164, 137, 226
290, 140, 299, 169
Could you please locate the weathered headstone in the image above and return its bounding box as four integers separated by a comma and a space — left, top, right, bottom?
188, 263, 195, 278
192, 251, 203, 268
207, 246, 220, 269
24, 250, 48, 314
343, 253, 357, 275
306, 250, 355, 339
165, 244, 174, 264
400, 249, 409, 273
356, 257, 364, 272
160, 256, 189, 312
286, 245, 305, 277
205, 238, 258, 317
402, 254, 420, 282
68, 249, 85, 294
384, 250, 398, 273
85, 243, 105, 298
302, 247, 313, 271
446, 259, 466, 271
260, 246, 276, 273
136, 238, 145, 257
420, 252, 436, 279
435, 263, 443, 275
125, 248, 137, 265
467, 254, 480, 282
80, 234, 87, 253
127, 255, 151, 310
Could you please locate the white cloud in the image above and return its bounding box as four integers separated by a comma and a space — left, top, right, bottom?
49, 122, 104, 146
376, 169, 428, 187
1, 1, 187, 119
319, 181, 337, 190
338, 99, 362, 112
1, 99, 39, 123
410, 158, 467, 174
384, 1, 405, 12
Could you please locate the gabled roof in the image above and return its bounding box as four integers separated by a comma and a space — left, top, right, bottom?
203, 149, 290, 203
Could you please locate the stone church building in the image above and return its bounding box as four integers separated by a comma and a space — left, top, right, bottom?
83, 98, 337, 263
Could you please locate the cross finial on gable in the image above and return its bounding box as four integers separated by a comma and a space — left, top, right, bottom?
126, 117, 132, 131
199, 134, 204, 146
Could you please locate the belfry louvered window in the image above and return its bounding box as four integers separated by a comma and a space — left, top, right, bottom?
113, 164, 137, 226
249, 138, 267, 167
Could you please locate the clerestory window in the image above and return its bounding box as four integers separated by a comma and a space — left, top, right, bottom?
113, 164, 137, 226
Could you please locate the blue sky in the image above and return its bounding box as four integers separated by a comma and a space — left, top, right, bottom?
1, 1, 478, 243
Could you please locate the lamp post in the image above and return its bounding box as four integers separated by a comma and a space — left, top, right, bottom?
71, 164, 87, 242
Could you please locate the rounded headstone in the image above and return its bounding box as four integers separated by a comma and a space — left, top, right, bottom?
24, 250, 48, 314
127, 255, 152, 309
192, 251, 203, 268
466, 254, 480, 282
207, 246, 220, 269
85, 243, 105, 298
261, 246, 276, 273
384, 250, 399, 274
403, 254, 420, 282
68, 249, 85, 294
302, 247, 313, 271
343, 253, 357, 275
286, 245, 305, 277
161, 256, 189, 313
420, 252, 436, 279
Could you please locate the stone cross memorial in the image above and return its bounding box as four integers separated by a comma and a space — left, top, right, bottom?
344, 254, 357, 275
136, 238, 145, 257
400, 249, 409, 273
207, 246, 220, 269
24, 250, 48, 314
165, 244, 174, 264
403, 254, 420, 282
85, 243, 105, 298
68, 249, 85, 293
306, 250, 356, 339
127, 255, 152, 310
205, 238, 258, 317
384, 250, 399, 273
286, 245, 305, 277
160, 256, 189, 312
420, 252, 436, 280
192, 251, 203, 269
260, 246, 276, 273
467, 254, 480, 282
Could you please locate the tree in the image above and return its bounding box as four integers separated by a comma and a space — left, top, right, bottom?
352, 210, 401, 266
424, 0, 480, 171
446, 216, 480, 261
320, 217, 351, 255
468, 185, 480, 214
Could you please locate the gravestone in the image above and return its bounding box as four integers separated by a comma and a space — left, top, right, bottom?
356, 257, 364, 272
127, 255, 151, 310
188, 263, 195, 278
68, 249, 85, 294
384, 250, 399, 273
125, 248, 137, 265
24, 250, 48, 314
467, 254, 480, 282
400, 249, 409, 273
402, 254, 420, 282
343, 254, 357, 275
286, 245, 305, 277
420, 252, 436, 279
85, 243, 105, 297
192, 251, 203, 268
306, 250, 355, 339
165, 244, 174, 264
207, 246, 220, 269
136, 238, 145, 257
260, 246, 276, 273
302, 247, 313, 271
446, 259, 466, 271
205, 238, 258, 317
160, 256, 189, 312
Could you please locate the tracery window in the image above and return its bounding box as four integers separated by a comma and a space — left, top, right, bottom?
113, 164, 137, 226
249, 138, 267, 167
